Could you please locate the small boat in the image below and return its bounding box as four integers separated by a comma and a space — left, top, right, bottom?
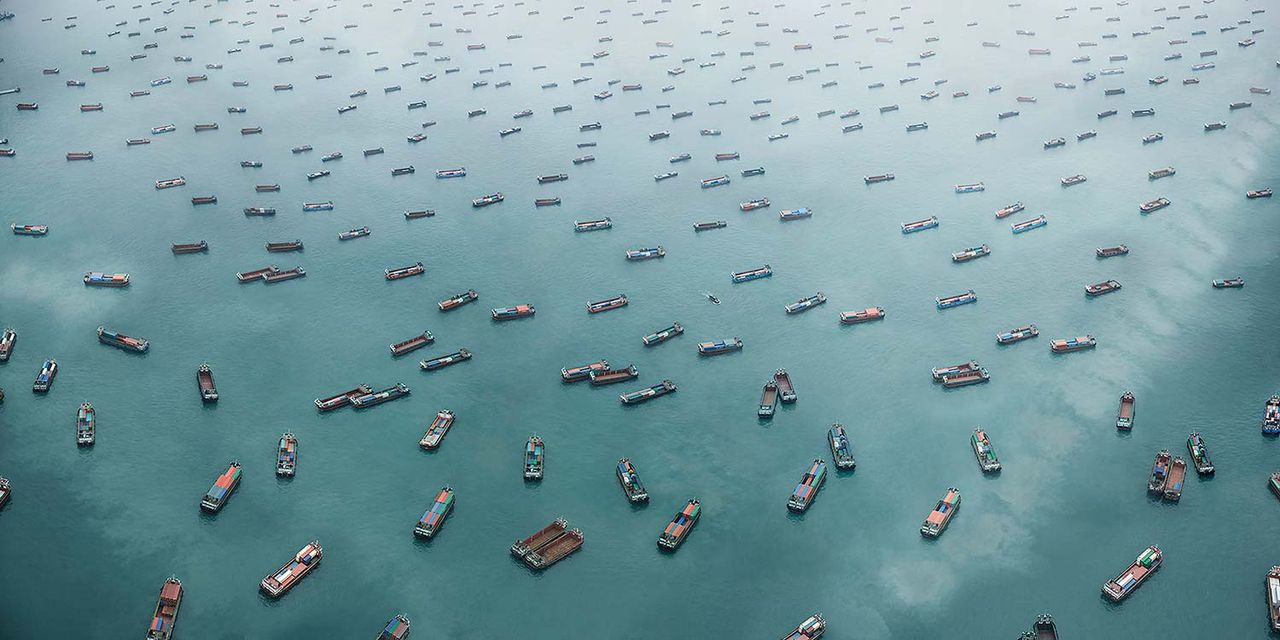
840, 308, 884, 324
731, 265, 772, 283
1085, 279, 1122, 296
1149, 450, 1172, 494
643, 323, 683, 346
952, 245, 990, 262
276, 433, 297, 477
1264, 396, 1280, 434
781, 614, 826, 640
587, 294, 628, 314
492, 305, 535, 321
438, 290, 479, 311
1212, 278, 1245, 289
418, 410, 455, 450
1186, 433, 1214, 475
313, 384, 371, 412
658, 499, 701, 551
1011, 215, 1047, 234
390, 331, 435, 357
626, 247, 665, 261
1140, 198, 1170, 213
524, 435, 545, 480
1101, 546, 1162, 602
788, 460, 827, 512
995, 202, 1025, 219
698, 337, 743, 356
694, 221, 727, 231
97, 326, 149, 353
920, 488, 961, 538
620, 380, 677, 404
971, 429, 1001, 472
200, 462, 242, 513
76, 402, 96, 446
784, 292, 827, 314
901, 216, 939, 234
562, 360, 609, 383
758, 381, 778, 418
84, 272, 130, 287
376, 615, 412, 640
259, 541, 322, 598
384, 262, 424, 280
589, 365, 639, 386
351, 383, 411, 408
935, 290, 977, 309
1050, 335, 1096, 353
338, 227, 371, 241
414, 487, 455, 538
419, 349, 472, 371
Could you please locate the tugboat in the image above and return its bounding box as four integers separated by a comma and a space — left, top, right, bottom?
589, 365, 640, 386
414, 487, 454, 539
1101, 546, 1162, 602
658, 499, 700, 551
438, 290, 479, 311
840, 308, 885, 324
828, 424, 856, 470
561, 360, 609, 383
997, 324, 1038, 345
314, 384, 371, 411
732, 265, 772, 283
1085, 280, 1122, 296
758, 381, 779, 418
492, 305, 535, 321
643, 323, 683, 346
200, 461, 242, 513
952, 245, 991, 262
920, 488, 961, 538
390, 331, 434, 356
935, 290, 977, 309
620, 380, 677, 405
384, 262, 424, 280
33, 359, 58, 393
145, 577, 183, 640
781, 614, 826, 640
276, 433, 297, 477
1012, 215, 1047, 233
1097, 245, 1129, 258
971, 428, 1000, 472
616, 459, 650, 503
418, 410, 456, 449
524, 435, 545, 481
350, 383, 411, 408
1050, 335, 1096, 353
787, 460, 827, 513
1148, 450, 1172, 495
785, 292, 827, 314
419, 349, 472, 371
197, 364, 218, 402
1186, 433, 1214, 475
259, 541, 322, 598
587, 294, 628, 314
77, 403, 96, 446
1264, 396, 1280, 434
1212, 278, 1245, 289
0, 327, 15, 361
1117, 392, 1136, 429
901, 216, 939, 234
1164, 457, 1187, 501
376, 614, 411, 640
699, 337, 743, 356
97, 326, 149, 353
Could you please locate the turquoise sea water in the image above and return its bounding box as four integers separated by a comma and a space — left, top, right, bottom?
0, 0, 1278, 637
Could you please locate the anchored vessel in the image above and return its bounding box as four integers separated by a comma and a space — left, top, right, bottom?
780, 208, 812, 221
774, 370, 797, 403
1085, 280, 1122, 296
418, 410, 456, 450
694, 221, 728, 231
524, 526, 583, 570
420, 349, 471, 371
385, 262, 424, 280
658, 499, 701, 550
1102, 546, 1162, 602
524, 436, 545, 480
1149, 450, 1172, 495
1213, 278, 1245, 289
0, 478, 8, 509
1186, 433, 1214, 475
376, 615, 411, 640
840, 308, 885, 324
404, 209, 435, 219
943, 368, 989, 388
200, 462, 241, 513
620, 380, 677, 404
390, 331, 435, 357
561, 360, 609, 383
1051, 336, 1096, 353
1117, 392, 1136, 429
492, 305, 535, 321
236, 266, 277, 281
758, 381, 779, 418
781, 614, 826, 640
617, 458, 650, 503
260, 541, 322, 598
921, 488, 961, 538
33, 359, 58, 393
829, 424, 856, 470
351, 383, 411, 409
1164, 457, 1187, 501
732, 265, 772, 283
1097, 245, 1130, 257
84, 272, 130, 287
574, 218, 612, 232
77, 403, 96, 446
901, 216, 939, 234
196, 364, 218, 402
997, 324, 1038, 345
995, 202, 1025, 219
590, 365, 639, 386
932, 361, 980, 382
145, 577, 183, 640
1012, 215, 1047, 233
1265, 396, 1280, 434
511, 518, 569, 560
699, 337, 743, 356
275, 433, 298, 477
587, 294, 628, 314
438, 290, 479, 311
643, 323, 683, 346
414, 487, 454, 539
97, 326, 149, 353
12, 224, 49, 236
314, 384, 371, 411
172, 241, 208, 254
0, 328, 14, 361
626, 247, 665, 261
785, 292, 827, 314
971, 429, 1001, 472
952, 245, 990, 262
936, 290, 977, 309
787, 460, 827, 512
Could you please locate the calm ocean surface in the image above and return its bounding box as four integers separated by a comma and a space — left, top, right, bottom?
0, 0, 1277, 637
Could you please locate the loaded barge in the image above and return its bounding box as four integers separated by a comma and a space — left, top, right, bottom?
0, 328, 14, 361
1265, 396, 1280, 435
840, 308, 884, 324
971, 429, 1001, 472
617, 459, 649, 503
785, 293, 826, 314
997, 325, 1038, 344
351, 383, 410, 408
1051, 336, 1096, 353
419, 410, 455, 449
77, 403, 96, 446
587, 294, 628, 314
921, 488, 960, 538
829, 424, 856, 470
438, 290, 479, 311
97, 326, 149, 353
781, 614, 826, 640
562, 360, 608, 383
936, 290, 976, 309
658, 500, 701, 551
699, 338, 743, 356
1102, 546, 1162, 602
1187, 433, 1214, 475
33, 359, 58, 393
260, 541, 322, 598
276, 433, 297, 477
589, 365, 639, 386
1149, 451, 1172, 495
314, 384, 371, 411
620, 380, 677, 404
643, 323, 683, 346
145, 577, 183, 640
524, 436, 545, 480
390, 331, 434, 356
492, 305, 534, 320
787, 460, 827, 512
200, 462, 241, 513
414, 487, 454, 538
385, 262, 424, 280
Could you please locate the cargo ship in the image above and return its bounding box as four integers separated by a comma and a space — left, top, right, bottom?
758, 381, 778, 418
339, 227, 371, 241
76, 402, 96, 446
12, 224, 49, 236
524, 435, 545, 480
643, 323, 683, 346
590, 365, 639, 386
84, 272, 130, 287
779, 208, 812, 221
492, 305, 534, 320
264, 267, 305, 284
626, 247, 665, 261
781, 614, 826, 640
840, 307, 885, 324
314, 384, 371, 411
145, 577, 183, 640
1265, 396, 1280, 434
901, 216, 939, 234
935, 290, 976, 309
376, 614, 411, 640
695, 221, 728, 231
97, 326, 149, 353
658, 499, 701, 551
785, 292, 827, 314
385, 262, 424, 280
995, 202, 1025, 219
1012, 215, 1047, 233
699, 337, 743, 356
971, 429, 1000, 472
0, 327, 14, 361
932, 361, 979, 382
587, 294, 628, 314
302, 202, 334, 212
1102, 546, 1162, 602
788, 460, 827, 512
420, 349, 471, 371
943, 368, 989, 388
1050, 335, 1096, 353
921, 488, 960, 538
390, 331, 434, 356
195, 364, 218, 402
200, 461, 241, 513
1085, 279, 1122, 296
561, 360, 609, 383
472, 193, 504, 207
1164, 457, 1187, 501
741, 198, 771, 211
952, 245, 990, 262
701, 175, 730, 189
995, 324, 1038, 345
414, 487, 455, 539
1097, 245, 1129, 258
1213, 278, 1245, 289
351, 383, 411, 408
438, 290, 478, 311
574, 218, 612, 232
512, 518, 569, 559
828, 424, 856, 470
620, 380, 677, 404
260, 541, 322, 598
732, 265, 772, 283
1148, 167, 1176, 180
617, 459, 649, 503
276, 433, 297, 477
418, 410, 456, 450
33, 359, 58, 393
1115, 392, 1135, 429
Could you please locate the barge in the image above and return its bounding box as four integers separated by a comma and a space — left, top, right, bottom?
1101, 546, 1161, 602
276, 433, 297, 477
901, 216, 939, 234
420, 349, 471, 371
840, 308, 884, 324
97, 326, 149, 353
492, 305, 534, 320
245, 207, 277, 217
562, 360, 609, 383
266, 241, 303, 253
1061, 174, 1087, 186
1139, 198, 1171, 214
781, 614, 826, 640
1117, 392, 1135, 429
741, 198, 771, 211
1213, 278, 1245, 289
774, 370, 797, 403
995, 202, 1025, 219
1164, 457, 1187, 501
620, 380, 677, 404
943, 368, 990, 388
997, 325, 1038, 344
84, 272, 130, 287
758, 381, 778, 418
921, 488, 960, 538
418, 410, 455, 449
787, 460, 827, 512
259, 541, 322, 598
338, 227, 370, 241
12, 224, 49, 236
350, 383, 411, 408
384, 262, 424, 280
197, 364, 218, 402
1012, 215, 1047, 233
472, 193, 504, 207
829, 424, 856, 470
971, 429, 1001, 472
626, 247, 665, 261
780, 208, 812, 221
952, 245, 990, 262
77, 403, 96, 446
314, 384, 371, 411
587, 294, 628, 314
263, 267, 305, 284
785, 292, 827, 314
524, 436, 545, 480
1085, 279, 1122, 296
200, 462, 241, 513
1265, 396, 1280, 434
935, 290, 976, 309
574, 218, 612, 232
699, 337, 743, 356
1149, 450, 1172, 495
695, 221, 728, 231
590, 365, 639, 386
524, 528, 583, 569
1148, 167, 1176, 180
171, 241, 208, 254
390, 331, 435, 356
237, 266, 278, 282
376, 615, 411, 640
1097, 245, 1129, 258
33, 359, 58, 392
511, 518, 569, 559
1050, 335, 1096, 353
617, 459, 649, 503
0, 328, 14, 361
932, 361, 979, 382
658, 499, 701, 551
145, 577, 183, 640
438, 290, 478, 311
643, 323, 683, 346
732, 265, 772, 283
1187, 433, 1214, 475
414, 487, 454, 538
